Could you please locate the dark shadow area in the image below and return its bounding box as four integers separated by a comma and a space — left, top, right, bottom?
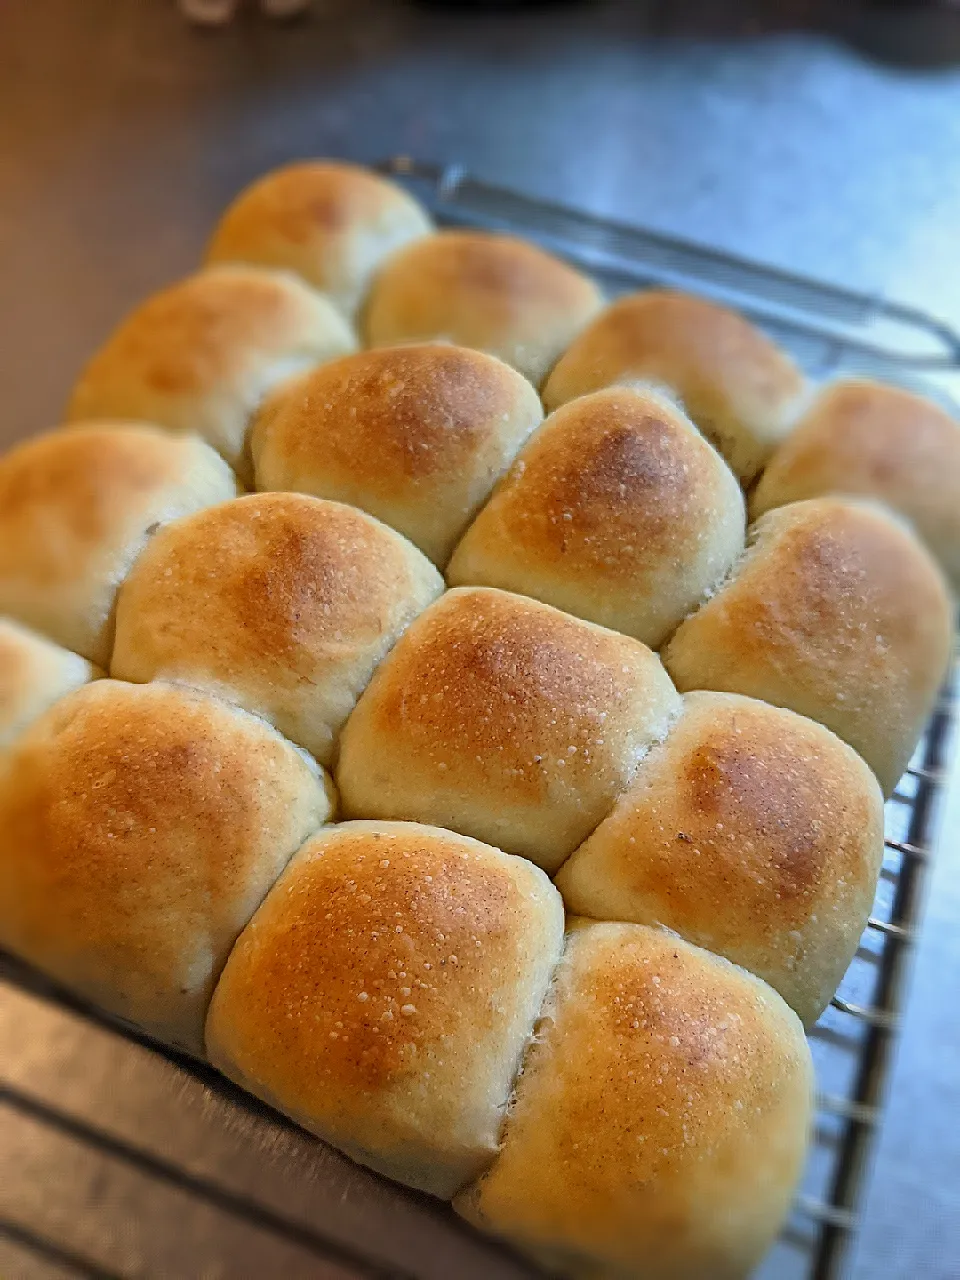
410, 0, 960, 66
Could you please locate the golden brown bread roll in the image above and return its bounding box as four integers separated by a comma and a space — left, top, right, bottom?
0, 680, 333, 1055
206, 820, 564, 1199
541, 289, 807, 484
206, 160, 433, 318
447, 386, 745, 647
555, 691, 885, 1025
751, 377, 960, 589
455, 920, 813, 1280
0, 618, 100, 750
336, 587, 682, 871
66, 265, 356, 481
251, 344, 543, 566
0, 424, 238, 666
111, 493, 443, 765
663, 497, 954, 795
362, 231, 604, 387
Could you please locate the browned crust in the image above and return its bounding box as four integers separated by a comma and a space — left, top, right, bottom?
206, 161, 433, 313
65, 265, 357, 476
663, 497, 955, 795
447, 386, 745, 643
752, 377, 960, 588
541, 289, 806, 481
362, 231, 604, 385
70, 267, 344, 404
251, 344, 543, 564
0, 680, 332, 1055
0, 424, 238, 664
456, 921, 813, 1279
556, 691, 885, 1023
0, 424, 191, 550
255, 344, 533, 486
206, 820, 564, 1197
336, 586, 682, 868
111, 492, 443, 762
116, 493, 438, 677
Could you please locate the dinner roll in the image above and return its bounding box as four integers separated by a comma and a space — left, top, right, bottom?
663, 498, 954, 795
0, 619, 100, 750
0, 680, 333, 1055
455, 920, 813, 1280
251, 344, 543, 566
206, 820, 564, 1199
542, 290, 807, 484
206, 161, 433, 318
447, 386, 745, 647
66, 264, 356, 481
556, 692, 885, 1025
337, 587, 682, 871
0, 424, 238, 666
752, 378, 960, 589
112, 493, 443, 765
363, 231, 604, 387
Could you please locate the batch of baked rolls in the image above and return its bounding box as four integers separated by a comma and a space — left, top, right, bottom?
0, 158, 957, 1278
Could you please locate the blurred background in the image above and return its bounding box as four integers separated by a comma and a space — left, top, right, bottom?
1, 1, 959, 1277
6, 0, 960, 443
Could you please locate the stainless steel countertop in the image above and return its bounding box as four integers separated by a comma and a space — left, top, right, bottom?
1, 2, 959, 1276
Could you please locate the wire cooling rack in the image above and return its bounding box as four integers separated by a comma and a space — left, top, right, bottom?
0, 160, 956, 1280
375, 158, 960, 1280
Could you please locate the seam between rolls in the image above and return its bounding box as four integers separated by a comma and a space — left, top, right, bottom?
546, 681, 685, 884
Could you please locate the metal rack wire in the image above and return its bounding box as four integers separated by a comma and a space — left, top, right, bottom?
0, 161, 955, 1279
804, 698, 955, 1279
